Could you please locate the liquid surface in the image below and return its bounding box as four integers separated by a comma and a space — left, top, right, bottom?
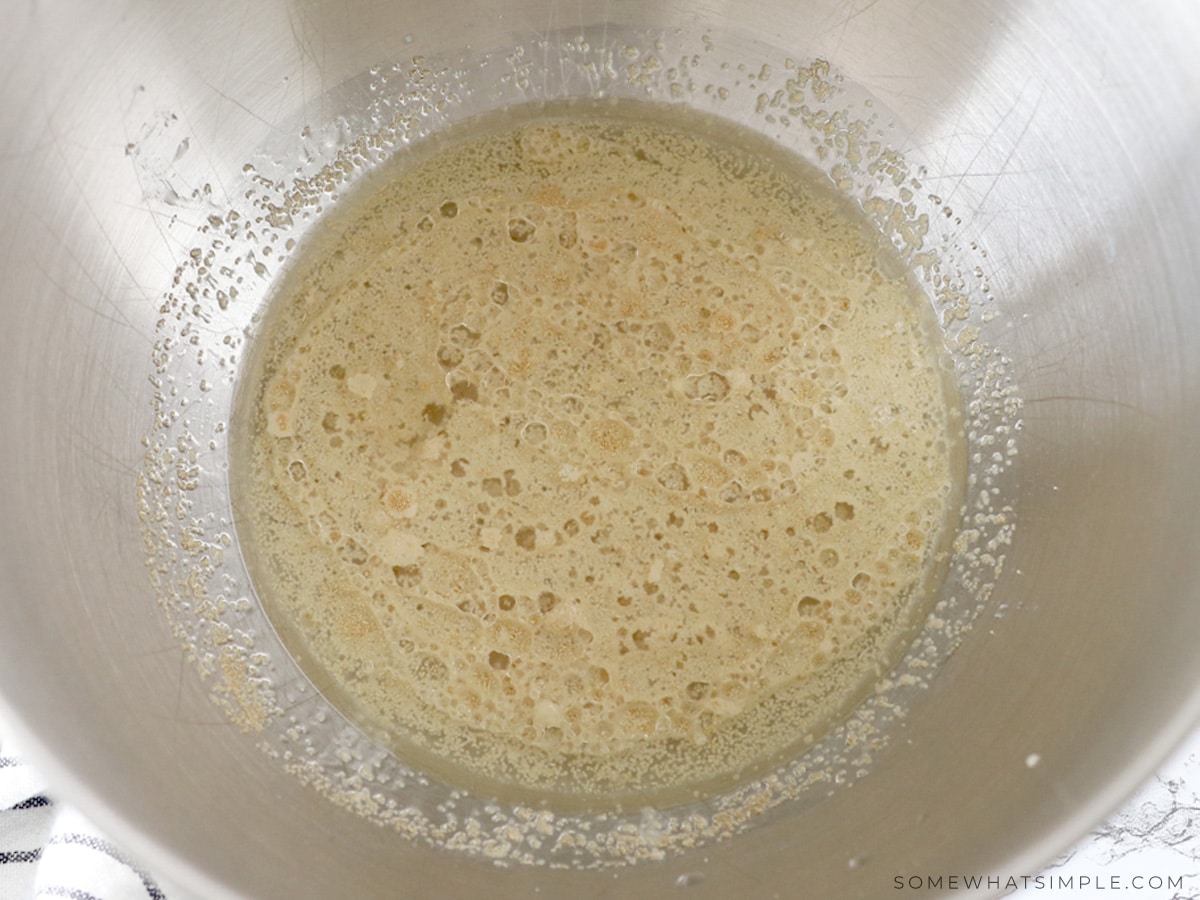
237, 107, 959, 797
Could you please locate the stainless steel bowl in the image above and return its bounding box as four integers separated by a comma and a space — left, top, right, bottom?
2, 1, 1199, 897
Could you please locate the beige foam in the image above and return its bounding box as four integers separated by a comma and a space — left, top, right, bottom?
237, 111, 959, 795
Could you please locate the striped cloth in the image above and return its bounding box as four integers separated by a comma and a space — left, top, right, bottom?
0, 734, 167, 900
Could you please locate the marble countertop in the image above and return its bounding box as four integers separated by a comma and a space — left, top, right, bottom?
1014, 729, 1200, 899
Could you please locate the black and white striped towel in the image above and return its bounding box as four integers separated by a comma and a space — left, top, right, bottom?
0, 732, 167, 900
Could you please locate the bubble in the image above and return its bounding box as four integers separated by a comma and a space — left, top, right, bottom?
382, 488, 416, 518
559, 395, 584, 417
521, 421, 548, 444
436, 344, 464, 368
448, 323, 480, 346
684, 371, 731, 401
449, 378, 478, 402
655, 463, 690, 491
686, 681, 710, 700
644, 321, 674, 351
414, 655, 448, 684
507, 217, 536, 242
503, 470, 522, 495
797, 596, 822, 615
719, 482, 745, 503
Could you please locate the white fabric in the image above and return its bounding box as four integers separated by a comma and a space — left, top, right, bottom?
0, 733, 166, 900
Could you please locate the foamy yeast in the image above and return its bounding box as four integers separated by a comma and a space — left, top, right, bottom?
239, 109, 959, 796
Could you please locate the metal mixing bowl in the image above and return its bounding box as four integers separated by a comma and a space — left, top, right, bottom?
2, 1, 1199, 897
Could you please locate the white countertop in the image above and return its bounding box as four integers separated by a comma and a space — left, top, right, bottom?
1013, 729, 1200, 899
